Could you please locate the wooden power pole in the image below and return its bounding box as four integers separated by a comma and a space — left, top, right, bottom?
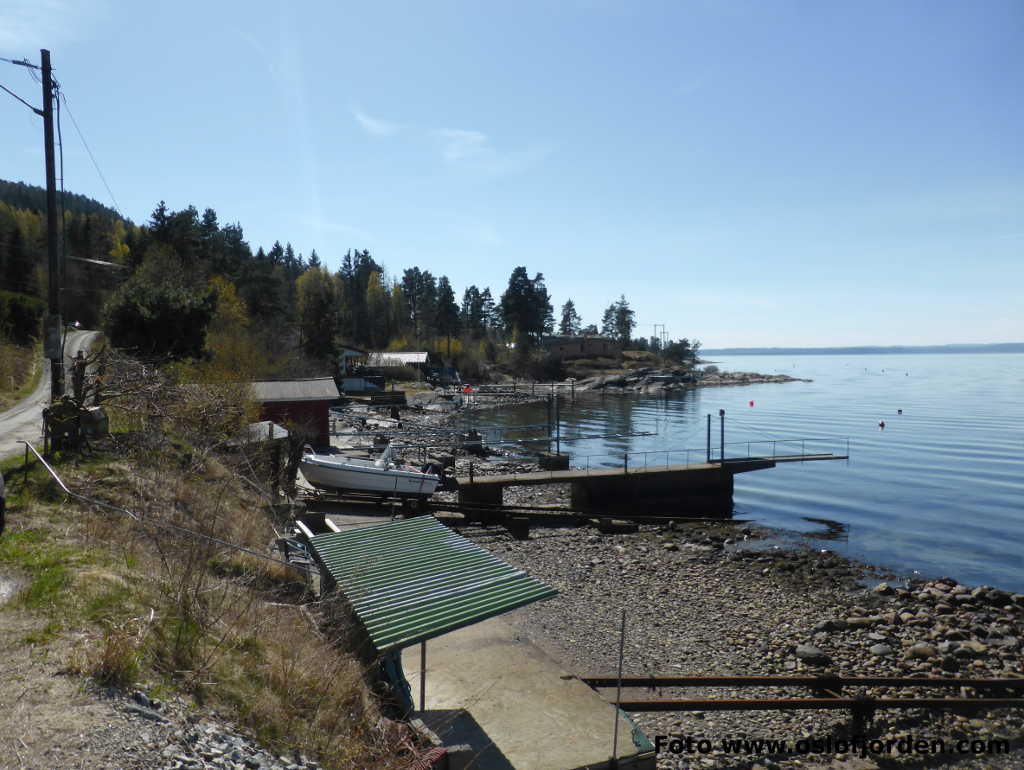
40, 49, 63, 401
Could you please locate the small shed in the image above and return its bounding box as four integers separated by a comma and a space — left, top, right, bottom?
309, 515, 556, 710
310, 515, 556, 650
251, 377, 340, 446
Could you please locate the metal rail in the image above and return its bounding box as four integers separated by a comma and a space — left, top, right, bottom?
17, 440, 306, 572
582, 675, 1024, 690
428, 498, 751, 525
612, 697, 1024, 712
581, 674, 1024, 725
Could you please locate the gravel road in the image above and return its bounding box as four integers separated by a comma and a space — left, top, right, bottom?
0, 329, 101, 459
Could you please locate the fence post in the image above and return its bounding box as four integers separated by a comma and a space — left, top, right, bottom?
623, 453, 628, 474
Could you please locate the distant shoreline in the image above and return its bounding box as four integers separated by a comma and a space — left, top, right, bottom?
702, 342, 1024, 356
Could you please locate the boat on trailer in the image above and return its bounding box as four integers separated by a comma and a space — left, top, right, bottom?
299, 443, 441, 499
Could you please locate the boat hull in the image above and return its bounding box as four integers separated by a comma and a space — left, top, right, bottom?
300, 454, 440, 497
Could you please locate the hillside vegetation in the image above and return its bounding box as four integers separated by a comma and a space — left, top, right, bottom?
0, 352, 421, 768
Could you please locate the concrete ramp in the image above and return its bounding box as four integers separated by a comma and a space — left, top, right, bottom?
403, 615, 655, 770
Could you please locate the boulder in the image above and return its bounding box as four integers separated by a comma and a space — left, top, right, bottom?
907, 642, 937, 660
795, 644, 831, 666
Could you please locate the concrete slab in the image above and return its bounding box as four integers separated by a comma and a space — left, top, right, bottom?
402, 615, 654, 770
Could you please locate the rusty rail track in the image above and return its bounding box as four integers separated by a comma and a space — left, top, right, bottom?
581, 674, 1024, 728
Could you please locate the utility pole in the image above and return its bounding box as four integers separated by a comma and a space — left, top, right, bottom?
40, 49, 63, 402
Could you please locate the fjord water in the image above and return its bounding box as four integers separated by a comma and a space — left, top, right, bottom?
473, 354, 1024, 592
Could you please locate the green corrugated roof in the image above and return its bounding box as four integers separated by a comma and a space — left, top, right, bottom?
310, 516, 556, 651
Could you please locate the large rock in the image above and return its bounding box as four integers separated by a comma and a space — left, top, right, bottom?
795, 644, 831, 666
907, 642, 937, 660
812, 619, 848, 633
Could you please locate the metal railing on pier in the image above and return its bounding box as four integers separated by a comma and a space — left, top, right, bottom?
462, 436, 850, 483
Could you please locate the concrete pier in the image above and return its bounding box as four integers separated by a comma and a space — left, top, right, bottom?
455, 456, 835, 515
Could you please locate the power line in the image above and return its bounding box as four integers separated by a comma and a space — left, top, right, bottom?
56, 87, 123, 217
0, 56, 40, 69
0, 81, 41, 114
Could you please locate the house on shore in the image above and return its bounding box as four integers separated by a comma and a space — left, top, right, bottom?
251, 377, 340, 447
367, 351, 430, 373
366, 351, 460, 386
540, 335, 620, 360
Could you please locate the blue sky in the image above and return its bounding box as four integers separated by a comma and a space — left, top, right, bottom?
2, 0, 1021, 347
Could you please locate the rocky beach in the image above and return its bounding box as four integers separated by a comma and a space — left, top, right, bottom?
572, 368, 810, 395
395, 390, 1024, 769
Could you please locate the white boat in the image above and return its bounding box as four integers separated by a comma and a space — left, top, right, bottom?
299, 444, 441, 498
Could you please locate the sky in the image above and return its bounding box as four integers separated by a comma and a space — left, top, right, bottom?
1, 0, 1022, 348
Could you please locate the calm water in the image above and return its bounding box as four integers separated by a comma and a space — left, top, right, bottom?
466, 354, 1024, 592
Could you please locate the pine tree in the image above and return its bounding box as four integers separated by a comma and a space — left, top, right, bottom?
436, 276, 460, 356
296, 265, 340, 362
613, 294, 635, 345
365, 270, 390, 349
559, 299, 581, 335
499, 267, 552, 341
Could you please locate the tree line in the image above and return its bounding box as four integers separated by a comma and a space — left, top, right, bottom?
0, 180, 701, 377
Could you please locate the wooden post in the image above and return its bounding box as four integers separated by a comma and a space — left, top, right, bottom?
41, 49, 63, 402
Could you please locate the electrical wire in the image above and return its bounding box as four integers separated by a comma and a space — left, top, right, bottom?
56, 88, 123, 217
18, 440, 304, 571
0, 81, 40, 114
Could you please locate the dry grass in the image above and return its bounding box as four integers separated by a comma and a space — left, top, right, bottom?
0, 340, 41, 410
1, 358, 425, 769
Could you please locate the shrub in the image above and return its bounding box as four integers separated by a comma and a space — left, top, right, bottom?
0, 290, 44, 344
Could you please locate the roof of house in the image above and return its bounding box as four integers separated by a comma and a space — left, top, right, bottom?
367, 351, 429, 366
309, 516, 556, 652
250, 377, 340, 403
541, 335, 617, 344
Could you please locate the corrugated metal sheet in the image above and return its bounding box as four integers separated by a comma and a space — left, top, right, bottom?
310, 516, 556, 651
367, 351, 429, 366
251, 378, 340, 403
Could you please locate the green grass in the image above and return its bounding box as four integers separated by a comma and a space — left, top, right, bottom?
0, 530, 79, 609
